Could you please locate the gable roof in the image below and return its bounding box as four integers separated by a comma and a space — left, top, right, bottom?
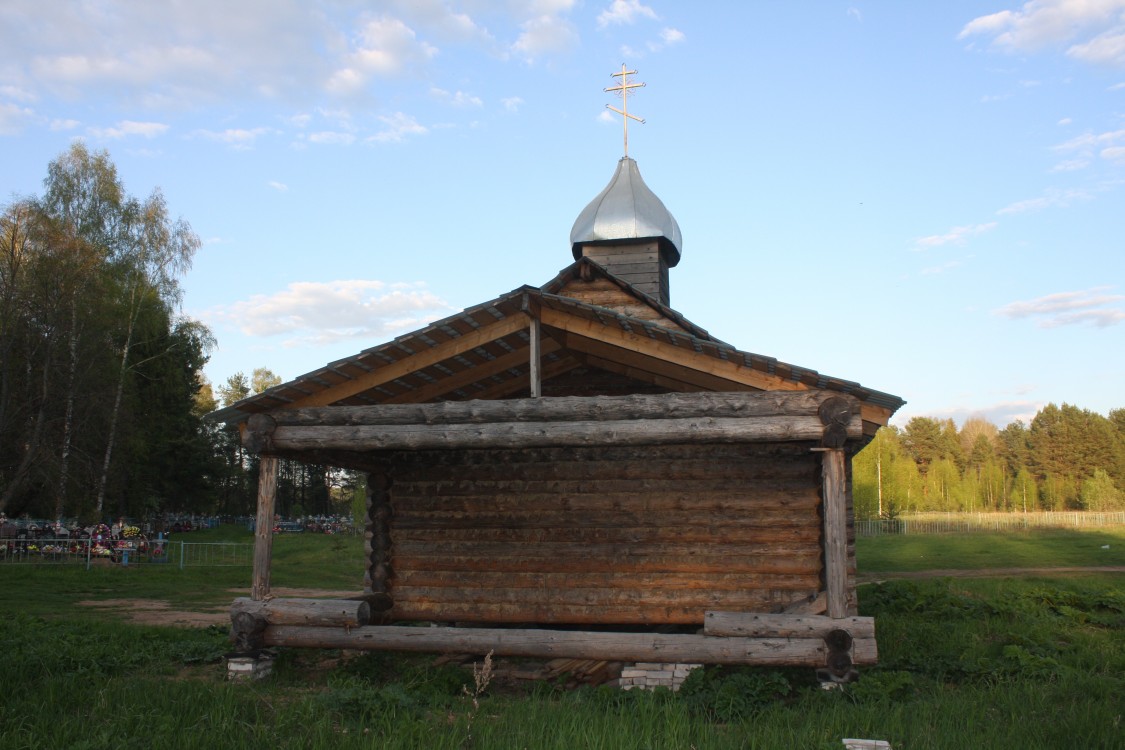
210, 260, 904, 430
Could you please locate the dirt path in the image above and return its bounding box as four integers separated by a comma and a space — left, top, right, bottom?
858, 565, 1125, 583
78, 587, 359, 628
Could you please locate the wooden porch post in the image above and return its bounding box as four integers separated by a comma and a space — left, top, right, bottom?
529, 316, 541, 398
821, 449, 848, 619
251, 456, 279, 601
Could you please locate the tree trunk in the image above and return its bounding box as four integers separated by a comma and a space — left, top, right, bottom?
95, 293, 137, 515
54, 300, 80, 521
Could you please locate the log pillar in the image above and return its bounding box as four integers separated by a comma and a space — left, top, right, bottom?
251, 456, 279, 601
821, 448, 848, 619
529, 316, 541, 398
365, 472, 394, 613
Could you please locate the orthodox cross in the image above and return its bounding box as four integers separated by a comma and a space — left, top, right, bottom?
605, 63, 645, 157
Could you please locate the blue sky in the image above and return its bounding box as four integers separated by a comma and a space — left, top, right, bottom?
2, 1, 1123, 427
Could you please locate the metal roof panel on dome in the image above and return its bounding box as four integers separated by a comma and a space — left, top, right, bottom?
570, 157, 682, 264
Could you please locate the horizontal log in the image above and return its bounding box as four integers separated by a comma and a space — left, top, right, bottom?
703, 612, 875, 640
267, 392, 850, 427
265, 415, 859, 452
388, 490, 820, 515
390, 455, 817, 483
230, 597, 370, 628
390, 525, 823, 546
393, 550, 823, 576
387, 589, 820, 625
390, 506, 819, 531
391, 477, 817, 499
392, 569, 821, 592
390, 582, 820, 609
371, 442, 818, 472
262, 624, 853, 666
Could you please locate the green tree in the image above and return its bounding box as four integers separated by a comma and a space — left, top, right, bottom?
1080, 469, 1123, 511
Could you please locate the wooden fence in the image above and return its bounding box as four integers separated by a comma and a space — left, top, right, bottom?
856, 511, 1125, 537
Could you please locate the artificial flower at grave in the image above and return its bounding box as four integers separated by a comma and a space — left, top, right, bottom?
123, 526, 140, 538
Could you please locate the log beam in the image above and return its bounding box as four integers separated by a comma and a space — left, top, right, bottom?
261, 624, 877, 666
262, 415, 860, 452
264, 391, 856, 428
704, 611, 874, 639
231, 597, 371, 628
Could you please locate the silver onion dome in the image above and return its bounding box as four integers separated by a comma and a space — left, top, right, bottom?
570, 157, 682, 266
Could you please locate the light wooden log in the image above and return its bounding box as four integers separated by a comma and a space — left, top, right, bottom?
231, 597, 371, 627
264, 391, 850, 427
822, 449, 849, 619
262, 624, 843, 665
529, 316, 541, 398
264, 415, 859, 452
704, 612, 874, 639
251, 456, 279, 601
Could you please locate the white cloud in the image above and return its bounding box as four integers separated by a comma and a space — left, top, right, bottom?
501, 96, 524, 112
195, 127, 274, 149
512, 15, 580, 61
1102, 145, 1125, 160
995, 287, 1125, 328
1049, 157, 1091, 171
214, 279, 453, 345
1068, 26, 1125, 64
597, 110, 616, 123
0, 85, 36, 102
307, 131, 356, 145
913, 222, 998, 248
327, 17, 438, 96
1054, 127, 1125, 151
920, 259, 965, 275
659, 27, 685, 45
87, 120, 169, 139
1057, 117, 1072, 125
432, 87, 483, 107
49, 118, 80, 131
1110, 81, 1125, 89
267, 181, 288, 192
847, 7, 862, 22
997, 187, 1090, 214
368, 112, 428, 143
597, 0, 659, 28
0, 102, 35, 135
958, 0, 1125, 66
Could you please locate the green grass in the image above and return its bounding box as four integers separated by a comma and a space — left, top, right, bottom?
856, 527, 1125, 573
2, 526, 1123, 749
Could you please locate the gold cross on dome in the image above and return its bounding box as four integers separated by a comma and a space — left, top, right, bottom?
605, 63, 645, 157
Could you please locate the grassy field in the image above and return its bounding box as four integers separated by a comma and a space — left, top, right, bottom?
1, 527, 1122, 749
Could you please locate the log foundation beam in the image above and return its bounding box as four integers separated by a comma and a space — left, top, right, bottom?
260, 624, 877, 666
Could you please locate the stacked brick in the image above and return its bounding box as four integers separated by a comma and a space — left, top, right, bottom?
609, 662, 701, 691
225, 653, 275, 681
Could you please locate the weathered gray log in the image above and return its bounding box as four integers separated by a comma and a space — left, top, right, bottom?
231, 597, 371, 628
230, 610, 268, 651
817, 397, 853, 427
260, 391, 857, 427
243, 413, 277, 454
251, 456, 279, 601
262, 415, 861, 452
821, 449, 849, 619
261, 624, 866, 666
704, 612, 874, 639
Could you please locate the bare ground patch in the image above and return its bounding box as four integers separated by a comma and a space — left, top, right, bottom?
78, 598, 229, 627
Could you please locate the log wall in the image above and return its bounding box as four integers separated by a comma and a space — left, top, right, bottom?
377, 442, 835, 625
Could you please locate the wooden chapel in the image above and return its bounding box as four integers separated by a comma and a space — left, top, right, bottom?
214, 82, 904, 679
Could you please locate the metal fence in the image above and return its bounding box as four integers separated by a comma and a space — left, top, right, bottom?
0, 538, 252, 569
856, 511, 1125, 537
